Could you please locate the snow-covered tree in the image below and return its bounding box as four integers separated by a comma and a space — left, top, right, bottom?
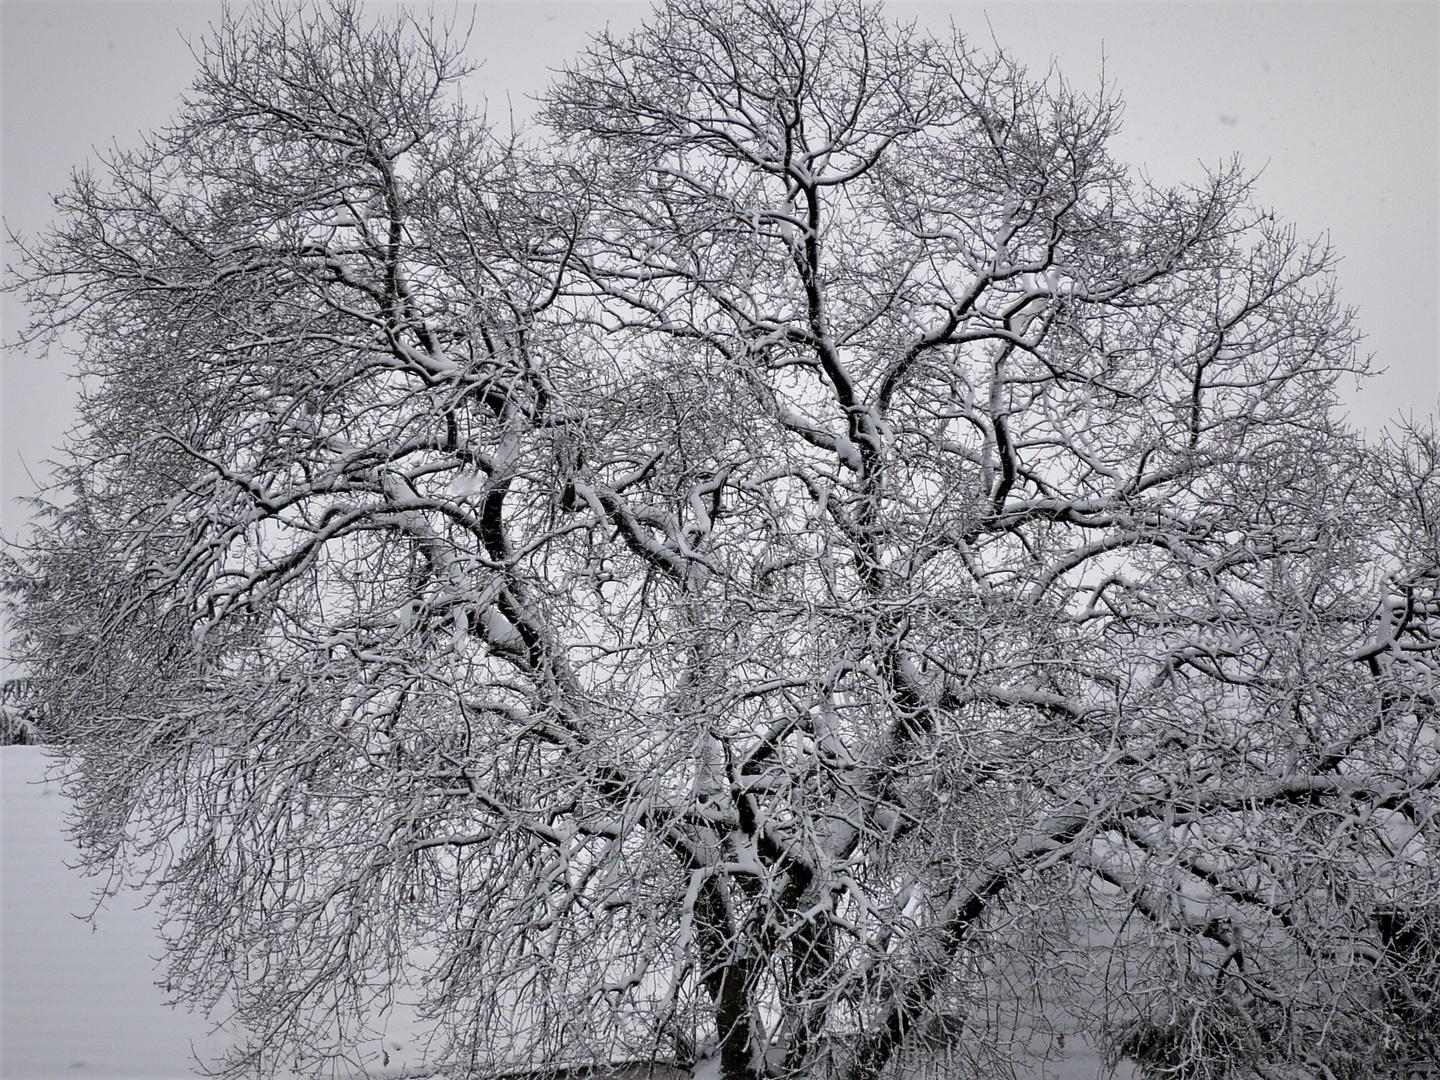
5, 2, 1438, 1078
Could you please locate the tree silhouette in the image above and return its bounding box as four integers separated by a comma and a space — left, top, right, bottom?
6, 2, 1438, 1078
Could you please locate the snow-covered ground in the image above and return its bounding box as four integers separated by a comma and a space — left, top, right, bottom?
3, 745, 226, 1078
2, 748, 434, 1079
3, 746, 1125, 1079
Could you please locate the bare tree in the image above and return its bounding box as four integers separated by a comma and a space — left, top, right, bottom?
5, 2, 1438, 1079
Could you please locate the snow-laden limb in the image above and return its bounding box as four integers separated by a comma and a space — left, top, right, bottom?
4, 2, 1438, 1080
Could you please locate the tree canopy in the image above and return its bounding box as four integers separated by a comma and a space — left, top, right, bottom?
5, 2, 1439, 1078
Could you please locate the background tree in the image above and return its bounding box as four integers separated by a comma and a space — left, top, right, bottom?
5, 2, 1437, 1079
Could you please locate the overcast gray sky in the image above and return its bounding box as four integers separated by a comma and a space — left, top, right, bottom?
3, 1, 1437, 545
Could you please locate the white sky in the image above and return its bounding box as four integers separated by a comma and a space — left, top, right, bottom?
2, 1, 1437, 545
